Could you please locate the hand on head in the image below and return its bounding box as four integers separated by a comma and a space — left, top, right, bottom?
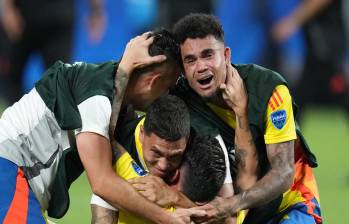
119, 32, 167, 75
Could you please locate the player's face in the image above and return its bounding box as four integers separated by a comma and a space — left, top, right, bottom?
180, 35, 230, 99
132, 65, 180, 111
140, 128, 187, 181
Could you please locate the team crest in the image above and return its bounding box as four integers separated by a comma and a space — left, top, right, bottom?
270, 109, 287, 130
131, 161, 147, 176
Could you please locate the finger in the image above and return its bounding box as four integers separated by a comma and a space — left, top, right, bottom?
128, 177, 150, 185
141, 55, 167, 67
187, 208, 208, 218
144, 35, 155, 46
132, 183, 151, 191
219, 83, 226, 90
141, 31, 152, 38
231, 66, 242, 85
225, 64, 234, 85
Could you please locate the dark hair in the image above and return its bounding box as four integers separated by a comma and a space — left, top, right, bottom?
172, 13, 224, 44
133, 29, 181, 76
144, 95, 190, 141
181, 134, 226, 203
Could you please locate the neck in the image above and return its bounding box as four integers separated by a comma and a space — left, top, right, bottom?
122, 83, 134, 108
207, 91, 231, 110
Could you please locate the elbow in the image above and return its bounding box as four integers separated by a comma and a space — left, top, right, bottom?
90, 174, 108, 198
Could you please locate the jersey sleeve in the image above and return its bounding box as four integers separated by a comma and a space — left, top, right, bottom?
90, 193, 118, 211
75, 95, 111, 139
264, 85, 297, 144
215, 135, 232, 184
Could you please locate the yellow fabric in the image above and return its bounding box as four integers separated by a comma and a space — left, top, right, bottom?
115, 152, 153, 224
264, 85, 297, 144
236, 210, 247, 224
134, 118, 148, 171
116, 119, 175, 224
207, 103, 236, 129
207, 85, 296, 145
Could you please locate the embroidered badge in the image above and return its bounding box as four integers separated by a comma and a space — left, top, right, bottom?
131, 161, 147, 176
270, 109, 287, 130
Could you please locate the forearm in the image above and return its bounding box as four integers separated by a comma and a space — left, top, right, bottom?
234, 114, 258, 191
233, 141, 295, 211
95, 172, 170, 224
91, 204, 118, 224
109, 66, 130, 138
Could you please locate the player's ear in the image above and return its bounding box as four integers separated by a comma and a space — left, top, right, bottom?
148, 72, 161, 90
224, 47, 231, 65
142, 72, 161, 91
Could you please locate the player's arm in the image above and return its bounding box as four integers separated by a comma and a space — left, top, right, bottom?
79, 32, 186, 224
210, 85, 296, 215
77, 132, 175, 223
220, 64, 258, 191
233, 85, 296, 209
91, 204, 118, 224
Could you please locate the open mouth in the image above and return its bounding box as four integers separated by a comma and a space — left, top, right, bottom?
197, 75, 214, 86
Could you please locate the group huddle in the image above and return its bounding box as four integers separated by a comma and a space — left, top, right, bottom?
0, 13, 321, 224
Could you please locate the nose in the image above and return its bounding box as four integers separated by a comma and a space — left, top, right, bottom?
196, 58, 208, 73
157, 158, 169, 172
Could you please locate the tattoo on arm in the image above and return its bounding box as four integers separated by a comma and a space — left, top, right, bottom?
234, 144, 247, 171
109, 67, 130, 138
238, 141, 295, 210
234, 115, 258, 191
91, 204, 118, 224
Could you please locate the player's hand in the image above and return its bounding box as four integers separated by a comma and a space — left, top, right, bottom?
195, 196, 238, 224
119, 32, 167, 75
128, 175, 177, 207
169, 207, 208, 224
219, 63, 248, 117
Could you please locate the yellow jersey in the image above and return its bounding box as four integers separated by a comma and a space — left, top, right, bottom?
116, 118, 175, 224
207, 85, 297, 144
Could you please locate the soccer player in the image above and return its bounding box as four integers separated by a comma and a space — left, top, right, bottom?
90, 95, 229, 224
0, 30, 202, 224
171, 13, 321, 223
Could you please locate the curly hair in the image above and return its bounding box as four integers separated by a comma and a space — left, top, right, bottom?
181, 134, 226, 203
172, 13, 224, 44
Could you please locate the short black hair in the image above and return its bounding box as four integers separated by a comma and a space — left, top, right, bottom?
133, 29, 181, 76
172, 13, 224, 44
144, 95, 190, 141
181, 134, 226, 203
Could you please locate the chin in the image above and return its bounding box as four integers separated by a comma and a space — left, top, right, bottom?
198, 89, 220, 101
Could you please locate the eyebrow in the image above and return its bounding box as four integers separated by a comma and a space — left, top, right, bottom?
201, 48, 215, 56
183, 48, 215, 61
183, 54, 196, 62
152, 146, 184, 157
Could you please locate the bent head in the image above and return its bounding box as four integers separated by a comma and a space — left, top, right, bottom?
128, 29, 181, 111
173, 13, 231, 100
140, 95, 190, 181
174, 134, 226, 203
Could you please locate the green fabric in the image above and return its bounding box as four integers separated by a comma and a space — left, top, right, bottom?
35, 60, 118, 130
